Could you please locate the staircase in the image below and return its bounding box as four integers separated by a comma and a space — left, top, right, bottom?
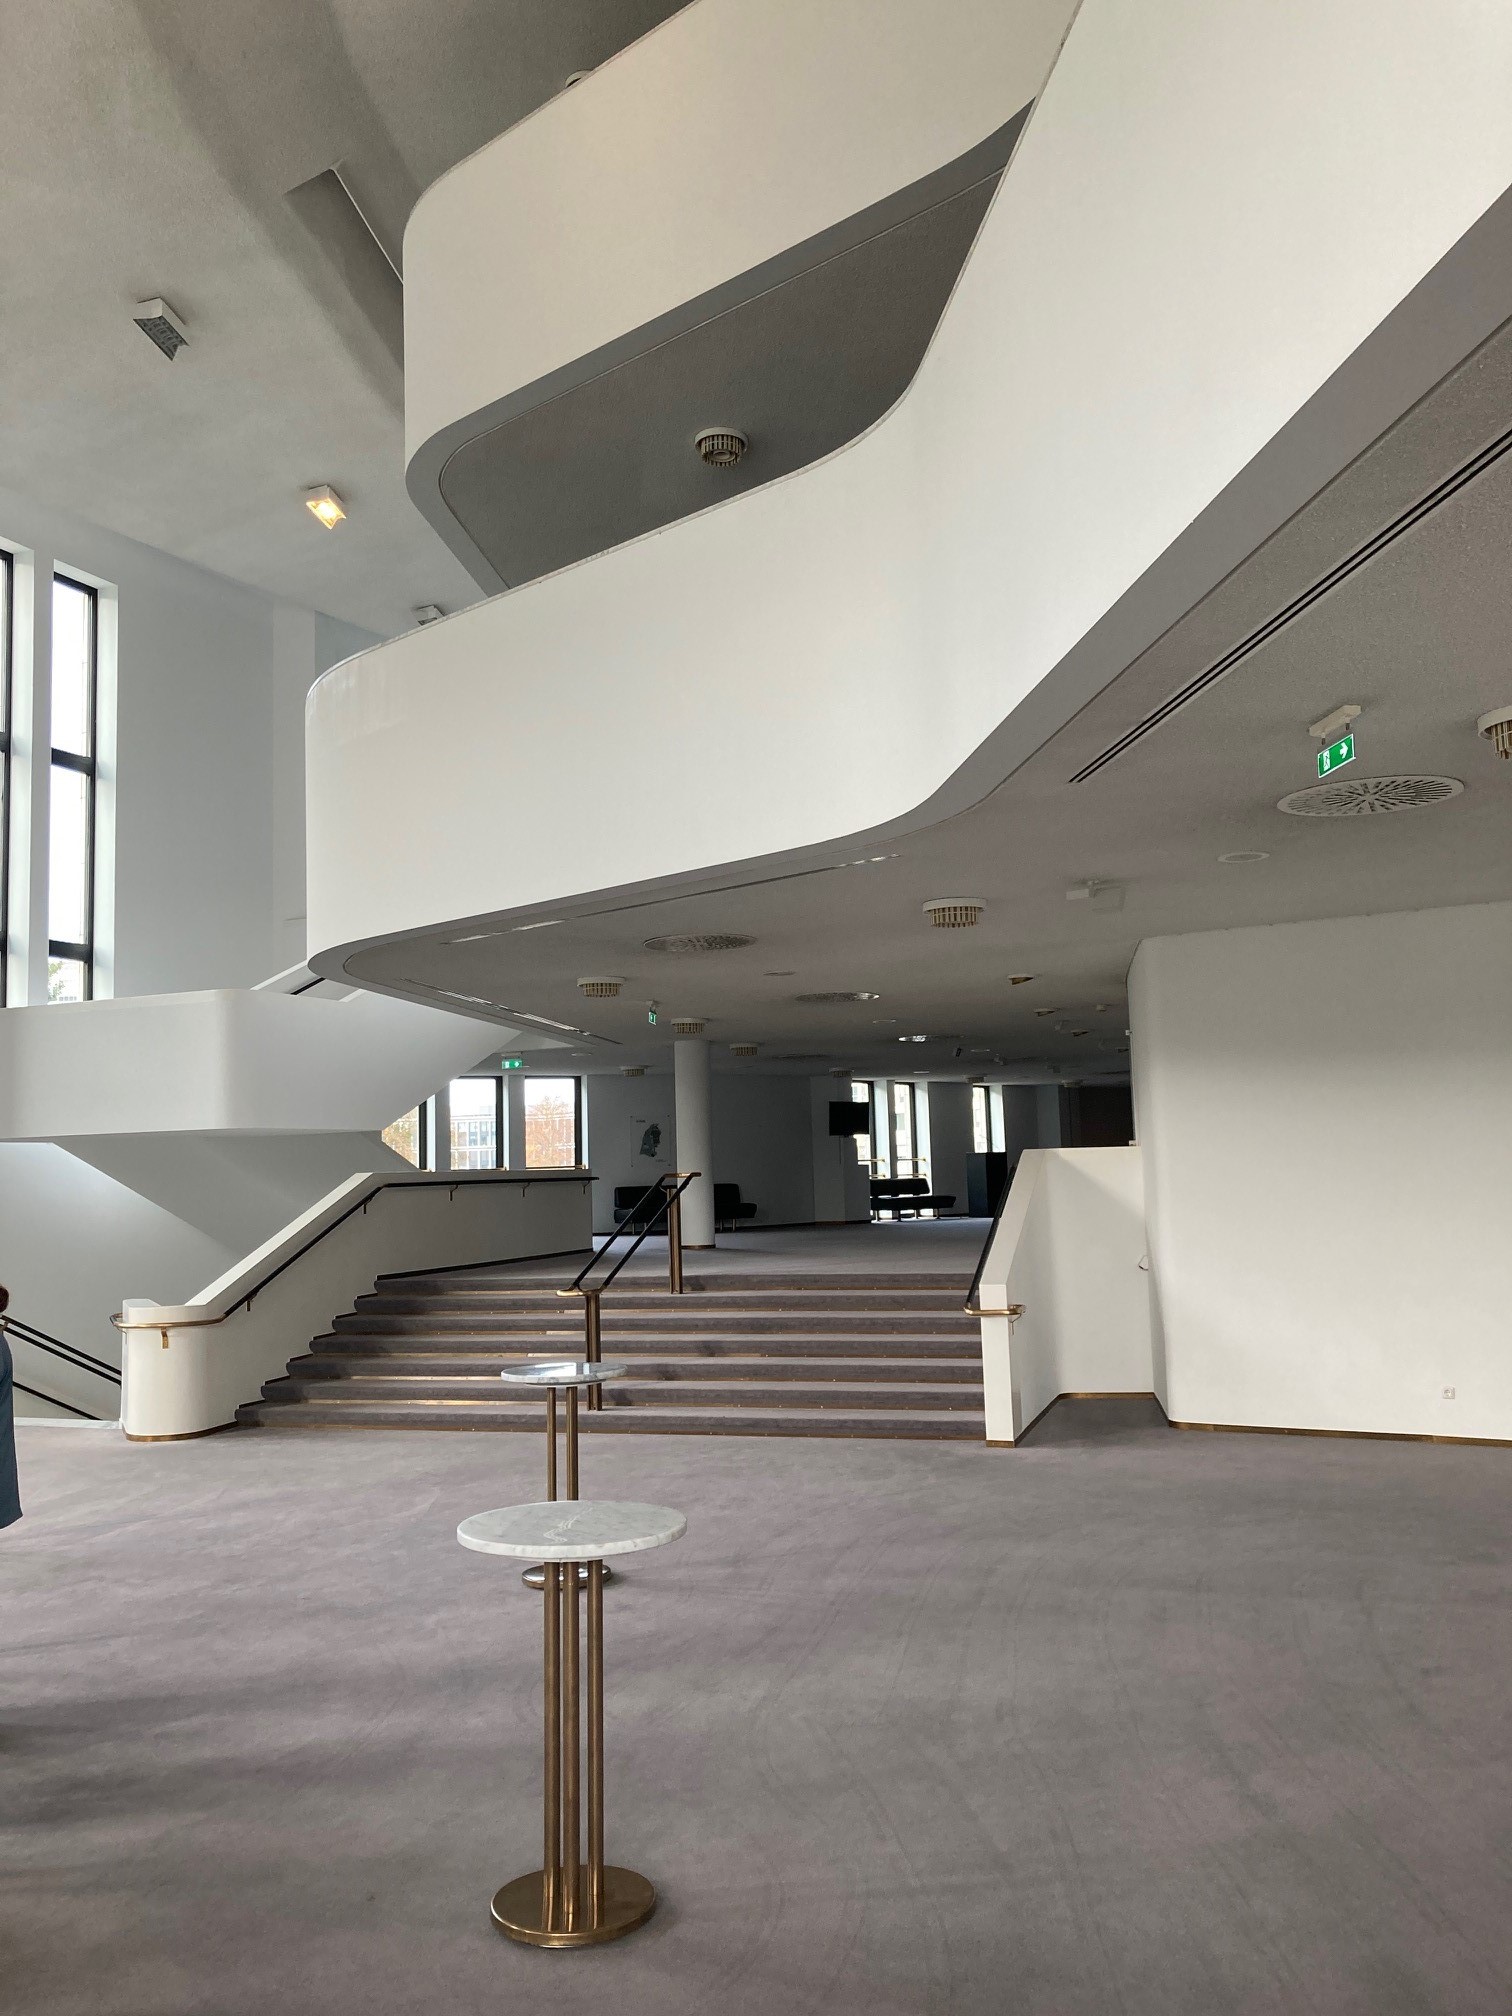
236, 1259, 984, 1440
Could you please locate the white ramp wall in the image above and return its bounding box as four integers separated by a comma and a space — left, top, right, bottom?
976, 1147, 1152, 1442
1129, 903, 1512, 1443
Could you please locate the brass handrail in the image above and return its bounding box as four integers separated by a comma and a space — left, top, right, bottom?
558, 1172, 701, 1409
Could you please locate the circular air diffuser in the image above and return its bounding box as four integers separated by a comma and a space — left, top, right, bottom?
695, 429, 748, 469
643, 934, 755, 954
729, 1042, 759, 1058
1276, 775, 1463, 817
670, 1018, 706, 1036
923, 897, 987, 928
576, 976, 623, 998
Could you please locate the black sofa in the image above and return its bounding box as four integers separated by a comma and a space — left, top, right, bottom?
869, 1176, 957, 1220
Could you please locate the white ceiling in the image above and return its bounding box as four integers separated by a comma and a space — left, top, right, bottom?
0, 0, 688, 635
346, 317, 1512, 1079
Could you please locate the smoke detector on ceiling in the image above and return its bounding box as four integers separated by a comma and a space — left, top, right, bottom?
1276, 775, 1463, 816
670, 1018, 706, 1036
729, 1042, 759, 1058
695, 428, 748, 469
1478, 705, 1512, 760
577, 977, 624, 998
923, 898, 986, 928
133, 297, 188, 360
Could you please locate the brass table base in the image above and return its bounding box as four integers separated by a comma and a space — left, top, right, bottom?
491, 1865, 656, 1948
522, 1561, 613, 1591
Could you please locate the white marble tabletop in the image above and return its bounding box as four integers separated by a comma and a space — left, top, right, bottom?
498, 1358, 629, 1386
457, 1500, 687, 1561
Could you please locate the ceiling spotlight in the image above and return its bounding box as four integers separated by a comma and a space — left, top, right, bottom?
670, 1017, 706, 1036
1218, 850, 1269, 864
695, 428, 748, 468
1478, 705, 1512, 759
1009, 974, 1035, 985
897, 1033, 928, 1043
305, 485, 347, 529
923, 897, 985, 929
577, 977, 623, 999
730, 1042, 759, 1058
132, 297, 188, 360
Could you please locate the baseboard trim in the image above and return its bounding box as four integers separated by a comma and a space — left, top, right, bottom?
1169, 1417, 1511, 1449
123, 1423, 234, 1443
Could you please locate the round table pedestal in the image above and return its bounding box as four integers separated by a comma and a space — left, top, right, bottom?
522, 1561, 612, 1590
491, 1865, 656, 1948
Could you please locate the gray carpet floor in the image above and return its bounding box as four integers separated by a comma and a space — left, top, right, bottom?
5, 1404, 1511, 2015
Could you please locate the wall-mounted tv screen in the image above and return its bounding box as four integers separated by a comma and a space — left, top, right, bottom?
828, 1100, 870, 1136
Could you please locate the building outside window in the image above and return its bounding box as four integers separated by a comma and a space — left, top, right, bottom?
0, 549, 11, 1003
523, 1076, 579, 1167
48, 575, 98, 1002
382, 1106, 427, 1168
449, 1075, 501, 1169
971, 1084, 990, 1153
849, 1078, 875, 1166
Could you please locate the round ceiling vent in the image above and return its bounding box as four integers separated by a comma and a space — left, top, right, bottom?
576, 976, 623, 998
729, 1042, 759, 1058
1276, 775, 1463, 817
793, 990, 882, 1004
923, 897, 986, 928
695, 428, 748, 469
670, 1017, 706, 1036
643, 933, 755, 954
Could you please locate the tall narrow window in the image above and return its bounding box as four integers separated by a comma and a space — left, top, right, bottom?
971, 1085, 990, 1154
0, 549, 11, 1004
850, 1078, 875, 1167
891, 1080, 917, 1176
449, 1075, 502, 1169
523, 1077, 580, 1167
48, 576, 97, 1002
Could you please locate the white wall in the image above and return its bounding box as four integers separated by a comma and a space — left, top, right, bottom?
0, 480, 379, 1000
584, 1070, 859, 1234
1130, 902, 1512, 1441
976, 1146, 1152, 1441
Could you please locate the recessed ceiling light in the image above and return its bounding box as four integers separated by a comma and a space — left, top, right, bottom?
1034, 1007, 1063, 1017
512, 919, 564, 932
1009, 974, 1035, 985
764, 970, 797, 977
1218, 850, 1269, 863
305, 485, 346, 529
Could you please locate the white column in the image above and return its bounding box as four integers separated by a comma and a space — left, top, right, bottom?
431, 1083, 452, 1173
673, 1038, 714, 1247
505, 1070, 528, 1169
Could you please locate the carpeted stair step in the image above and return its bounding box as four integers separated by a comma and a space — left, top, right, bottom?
234, 1395, 984, 1440
255, 1373, 982, 1411
288, 1350, 982, 1385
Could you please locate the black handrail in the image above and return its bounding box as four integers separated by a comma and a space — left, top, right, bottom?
3, 1315, 122, 1385
963, 1161, 1018, 1315
566, 1173, 697, 1296
12, 1379, 99, 1420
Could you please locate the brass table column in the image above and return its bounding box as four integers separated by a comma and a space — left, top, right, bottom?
501, 1358, 628, 1592
457, 1499, 687, 1948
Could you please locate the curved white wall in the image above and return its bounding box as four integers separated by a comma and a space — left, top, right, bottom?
404, 0, 1073, 473
310, 0, 1512, 967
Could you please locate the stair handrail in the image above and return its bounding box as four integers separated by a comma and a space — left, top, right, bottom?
1, 1311, 119, 1422
963, 1167, 1018, 1317
558, 1172, 700, 1410
2, 1313, 122, 1385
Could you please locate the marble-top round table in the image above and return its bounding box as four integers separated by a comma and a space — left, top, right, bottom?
500, 1358, 630, 1588
459, 1497, 686, 1949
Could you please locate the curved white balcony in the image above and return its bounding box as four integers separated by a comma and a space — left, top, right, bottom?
310, 0, 1512, 986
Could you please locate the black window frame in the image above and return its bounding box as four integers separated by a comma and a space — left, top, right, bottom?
451, 1073, 506, 1170
521, 1073, 582, 1169
48, 573, 99, 1001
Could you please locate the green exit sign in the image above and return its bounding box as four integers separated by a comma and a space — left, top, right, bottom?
501, 1057, 524, 1071
647, 1008, 658, 1026
1317, 732, 1355, 778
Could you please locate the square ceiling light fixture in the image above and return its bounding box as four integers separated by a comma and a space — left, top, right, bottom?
305, 485, 347, 529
